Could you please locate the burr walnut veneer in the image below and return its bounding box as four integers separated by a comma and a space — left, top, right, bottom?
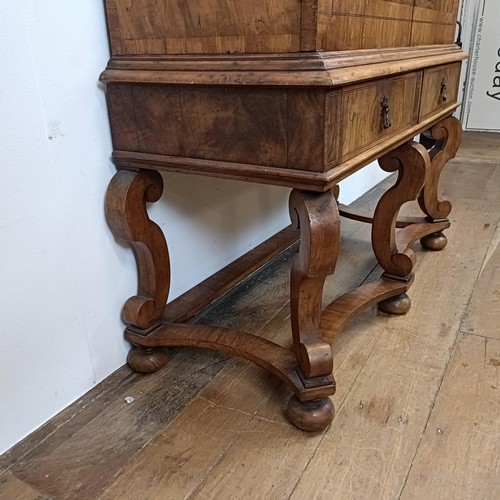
101, 0, 465, 430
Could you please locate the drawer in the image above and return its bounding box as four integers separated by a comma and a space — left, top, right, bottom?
419, 62, 461, 120
339, 72, 421, 161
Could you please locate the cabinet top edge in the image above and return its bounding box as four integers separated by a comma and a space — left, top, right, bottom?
100, 45, 467, 88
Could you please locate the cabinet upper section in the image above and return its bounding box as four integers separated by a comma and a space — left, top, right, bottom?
104, 0, 461, 56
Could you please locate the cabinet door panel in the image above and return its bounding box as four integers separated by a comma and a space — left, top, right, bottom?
330, 0, 414, 19
411, 0, 459, 45
105, 0, 301, 55
413, 0, 460, 25
411, 21, 456, 46
321, 15, 411, 50
322, 0, 414, 50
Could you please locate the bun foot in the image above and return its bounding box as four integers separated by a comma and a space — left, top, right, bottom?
420, 232, 448, 251
287, 396, 334, 432
127, 346, 169, 374
378, 293, 411, 315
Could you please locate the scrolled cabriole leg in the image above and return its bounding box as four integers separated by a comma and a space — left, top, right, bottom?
105, 169, 171, 373
418, 116, 463, 251
286, 189, 340, 431
373, 141, 430, 315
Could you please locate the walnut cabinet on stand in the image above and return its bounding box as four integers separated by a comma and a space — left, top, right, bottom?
101, 0, 465, 431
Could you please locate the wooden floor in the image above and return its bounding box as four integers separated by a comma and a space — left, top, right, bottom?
1, 132, 499, 500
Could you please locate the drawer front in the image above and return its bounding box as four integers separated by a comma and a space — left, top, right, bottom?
108, 84, 331, 171
339, 72, 421, 161
419, 62, 461, 121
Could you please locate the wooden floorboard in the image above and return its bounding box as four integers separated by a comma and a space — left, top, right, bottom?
1, 132, 500, 500
400, 191, 500, 499
289, 199, 500, 500
0, 471, 49, 500
461, 223, 500, 341
400, 333, 500, 500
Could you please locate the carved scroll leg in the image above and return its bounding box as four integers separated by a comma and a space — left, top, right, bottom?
418, 116, 463, 250
286, 189, 340, 431
105, 169, 170, 373
373, 141, 430, 315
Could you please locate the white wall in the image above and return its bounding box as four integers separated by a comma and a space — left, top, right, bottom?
0, 1, 388, 455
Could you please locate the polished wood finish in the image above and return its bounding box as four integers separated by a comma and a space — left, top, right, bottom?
339, 73, 421, 162
104, 0, 460, 55
419, 115, 463, 221
289, 189, 338, 380
420, 231, 448, 250
419, 63, 462, 121
127, 346, 170, 374
101, 0, 464, 430
105, 0, 302, 55
287, 189, 339, 428
412, 0, 461, 46
101, 45, 465, 87
370, 141, 430, 314
105, 169, 171, 372
372, 141, 429, 279
378, 292, 413, 315
418, 115, 463, 250
287, 396, 335, 432
105, 169, 169, 331
125, 323, 334, 401
321, 275, 414, 341
107, 85, 335, 173
322, 0, 414, 51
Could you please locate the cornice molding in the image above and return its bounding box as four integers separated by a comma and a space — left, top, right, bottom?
100, 45, 467, 87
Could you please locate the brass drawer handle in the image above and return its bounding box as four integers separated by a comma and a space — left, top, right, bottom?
440, 77, 448, 102
380, 95, 392, 129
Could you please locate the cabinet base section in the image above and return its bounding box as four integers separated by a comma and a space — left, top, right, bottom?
111, 104, 460, 192
108, 120, 460, 430
123, 269, 416, 431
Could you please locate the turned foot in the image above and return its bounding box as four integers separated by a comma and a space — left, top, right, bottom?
378, 293, 411, 315
287, 396, 334, 432
127, 345, 169, 374
420, 232, 448, 251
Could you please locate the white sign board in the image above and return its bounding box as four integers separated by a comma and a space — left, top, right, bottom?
463, 0, 500, 132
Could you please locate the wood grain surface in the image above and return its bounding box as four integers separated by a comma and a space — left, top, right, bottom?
103, 0, 461, 54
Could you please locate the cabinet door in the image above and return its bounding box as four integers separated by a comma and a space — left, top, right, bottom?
322, 0, 414, 50
330, 0, 413, 19
105, 0, 301, 56
411, 0, 460, 45
413, 0, 460, 25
